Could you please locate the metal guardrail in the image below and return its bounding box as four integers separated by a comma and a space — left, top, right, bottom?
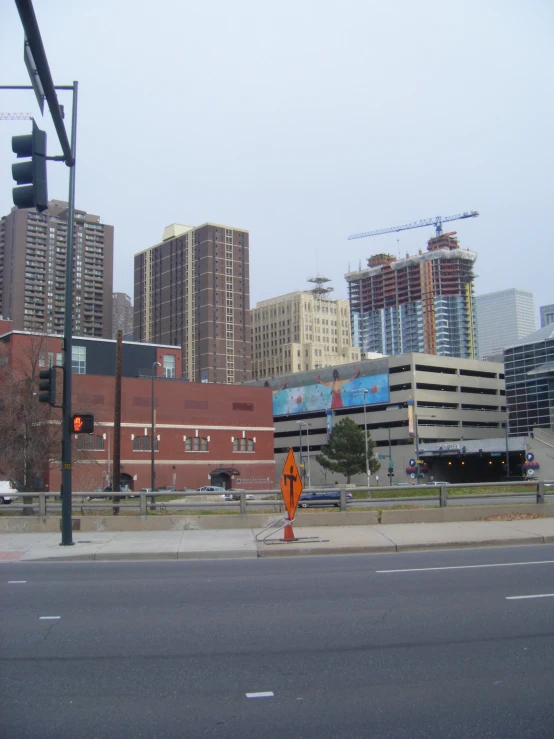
2, 480, 553, 516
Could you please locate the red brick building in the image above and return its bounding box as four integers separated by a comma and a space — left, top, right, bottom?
0, 325, 275, 492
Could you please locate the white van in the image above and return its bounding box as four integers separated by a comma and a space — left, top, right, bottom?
0, 481, 19, 504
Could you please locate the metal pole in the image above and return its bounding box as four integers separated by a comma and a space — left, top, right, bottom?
415, 413, 420, 485
60, 81, 78, 546
504, 421, 510, 477
388, 426, 392, 486
298, 423, 303, 482
151, 362, 160, 505
306, 424, 311, 487
363, 390, 369, 492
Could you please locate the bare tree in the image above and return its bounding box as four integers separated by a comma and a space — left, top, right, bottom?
0, 337, 108, 511
0, 337, 60, 512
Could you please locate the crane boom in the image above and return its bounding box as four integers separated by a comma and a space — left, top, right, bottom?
348, 210, 479, 240
0, 112, 33, 120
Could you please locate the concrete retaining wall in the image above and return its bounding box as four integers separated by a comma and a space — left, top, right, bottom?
380, 503, 554, 524
0, 511, 379, 533
2, 505, 553, 532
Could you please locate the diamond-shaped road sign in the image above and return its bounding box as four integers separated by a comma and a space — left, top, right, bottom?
280, 448, 303, 520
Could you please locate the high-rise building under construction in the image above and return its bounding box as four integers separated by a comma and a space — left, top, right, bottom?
345, 233, 478, 358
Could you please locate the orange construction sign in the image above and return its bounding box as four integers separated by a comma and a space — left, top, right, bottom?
280, 448, 303, 520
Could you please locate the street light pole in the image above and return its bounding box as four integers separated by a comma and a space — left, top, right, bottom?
363, 389, 370, 493
151, 362, 161, 500
388, 426, 392, 486
504, 420, 510, 477
415, 412, 420, 485
297, 422, 303, 482
297, 421, 312, 487
297, 421, 311, 487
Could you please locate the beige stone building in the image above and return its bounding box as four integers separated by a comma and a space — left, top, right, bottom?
252, 277, 360, 380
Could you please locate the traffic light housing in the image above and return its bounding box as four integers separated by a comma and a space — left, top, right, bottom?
71, 414, 94, 434
38, 367, 56, 405
12, 121, 48, 212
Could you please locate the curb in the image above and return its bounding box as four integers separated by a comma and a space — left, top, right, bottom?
11, 535, 552, 562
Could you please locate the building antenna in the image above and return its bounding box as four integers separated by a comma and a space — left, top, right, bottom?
397, 238, 400, 259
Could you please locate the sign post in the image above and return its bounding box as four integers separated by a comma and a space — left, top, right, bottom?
279, 448, 303, 542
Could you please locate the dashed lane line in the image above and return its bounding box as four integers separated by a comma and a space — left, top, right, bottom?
377, 560, 554, 574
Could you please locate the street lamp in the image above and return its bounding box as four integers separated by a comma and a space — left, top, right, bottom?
151, 362, 161, 500
363, 389, 370, 493
296, 420, 311, 486
414, 412, 436, 484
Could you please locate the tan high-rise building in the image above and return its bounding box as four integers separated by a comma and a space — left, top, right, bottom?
0, 201, 113, 338
133, 223, 251, 383
251, 277, 360, 380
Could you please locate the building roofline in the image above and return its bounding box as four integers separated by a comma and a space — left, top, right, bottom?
0, 329, 179, 350
133, 221, 250, 257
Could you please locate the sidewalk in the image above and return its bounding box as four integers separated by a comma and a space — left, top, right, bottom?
1, 518, 554, 562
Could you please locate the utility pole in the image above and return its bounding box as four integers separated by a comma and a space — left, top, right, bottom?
112, 330, 122, 513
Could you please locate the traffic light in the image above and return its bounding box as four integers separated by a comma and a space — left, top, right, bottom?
71, 414, 94, 434
12, 121, 48, 212
38, 367, 56, 405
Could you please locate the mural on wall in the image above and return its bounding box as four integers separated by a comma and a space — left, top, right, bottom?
271, 367, 389, 416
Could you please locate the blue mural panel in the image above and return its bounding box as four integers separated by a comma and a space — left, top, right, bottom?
272, 370, 389, 416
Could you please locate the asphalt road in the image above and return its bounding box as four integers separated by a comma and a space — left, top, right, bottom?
2, 546, 554, 738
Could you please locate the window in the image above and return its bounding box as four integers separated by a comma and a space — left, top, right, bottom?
185, 437, 208, 452
76, 434, 94, 451
72, 345, 86, 374
95, 435, 104, 450
233, 437, 255, 452
142, 435, 149, 451
163, 354, 176, 378
133, 436, 141, 451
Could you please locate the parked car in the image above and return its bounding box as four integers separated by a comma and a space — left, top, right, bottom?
298, 491, 353, 508
198, 485, 226, 492
392, 482, 412, 487
84, 486, 135, 502
429, 481, 449, 486
220, 491, 255, 501
0, 481, 19, 504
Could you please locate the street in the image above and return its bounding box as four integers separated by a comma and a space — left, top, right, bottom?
2, 546, 554, 738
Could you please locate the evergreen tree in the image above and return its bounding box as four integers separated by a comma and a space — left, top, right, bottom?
316, 417, 380, 484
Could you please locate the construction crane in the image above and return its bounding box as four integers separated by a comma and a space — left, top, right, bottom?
0, 113, 33, 121
348, 210, 479, 241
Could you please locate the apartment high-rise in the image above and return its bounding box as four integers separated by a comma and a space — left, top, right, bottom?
112, 292, 133, 339
134, 223, 251, 383
475, 288, 535, 360
540, 304, 554, 328
346, 233, 477, 358
252, 276, 360, 380
0, 201, 113, 338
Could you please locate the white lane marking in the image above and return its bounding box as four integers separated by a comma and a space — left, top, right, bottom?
39, 616, 61, 620
377, 560, 554, 574
506, 593, 554, 600
246, 692, 274, 699
8, 581, 27, 584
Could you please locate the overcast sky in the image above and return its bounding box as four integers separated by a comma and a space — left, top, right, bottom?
2, 0, 553, 322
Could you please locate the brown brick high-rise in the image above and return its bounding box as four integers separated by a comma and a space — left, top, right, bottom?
0, 200, 113, 338
134, 223, 251, 383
